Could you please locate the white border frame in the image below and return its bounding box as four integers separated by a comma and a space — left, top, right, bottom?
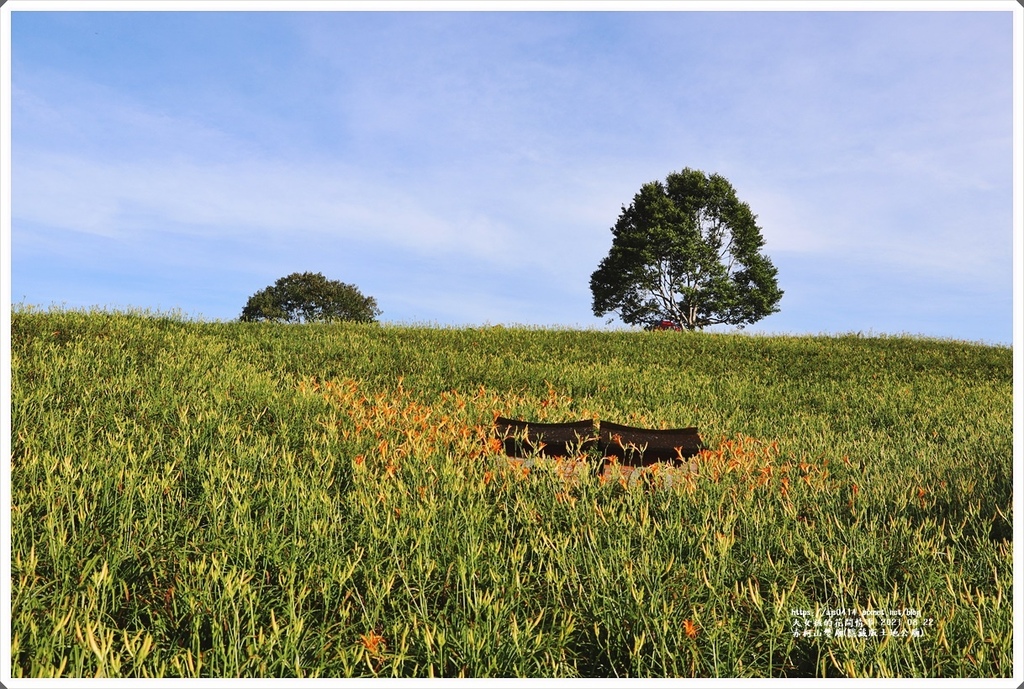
1, 1, 1020, 687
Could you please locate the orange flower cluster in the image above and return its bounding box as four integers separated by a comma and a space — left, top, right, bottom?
300, 379, 844, 505
536, 382, 573, 417
359, 631, 386, 657
685, 435, 838, 501
690, 435, 780, 486
302, 378, 503, 476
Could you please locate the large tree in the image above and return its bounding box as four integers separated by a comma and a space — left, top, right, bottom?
240, 272, 381, 324
590, 168, 782, 331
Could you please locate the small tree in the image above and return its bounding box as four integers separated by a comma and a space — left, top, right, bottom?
590, 168, 782, 331
240, 272, 381, 324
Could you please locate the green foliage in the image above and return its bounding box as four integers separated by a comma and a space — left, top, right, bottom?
10, 307, 1013, 678
591, 168, 783, 330
240, 272, 381, 324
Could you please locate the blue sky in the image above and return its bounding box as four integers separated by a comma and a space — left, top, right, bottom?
6, 4, 1018, 343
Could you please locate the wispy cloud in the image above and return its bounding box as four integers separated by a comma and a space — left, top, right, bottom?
15, 150, 515, 256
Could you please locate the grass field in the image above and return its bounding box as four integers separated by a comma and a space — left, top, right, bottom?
8, 307, 1014, 678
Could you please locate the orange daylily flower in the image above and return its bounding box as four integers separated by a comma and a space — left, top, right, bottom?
360, 631, 386, 656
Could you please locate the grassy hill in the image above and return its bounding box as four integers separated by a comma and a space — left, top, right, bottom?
9, 308, 1014, 678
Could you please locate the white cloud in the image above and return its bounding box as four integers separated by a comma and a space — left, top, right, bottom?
753, 184, 1009, 292
737, 188, 838, 256
13, 149, 517, 258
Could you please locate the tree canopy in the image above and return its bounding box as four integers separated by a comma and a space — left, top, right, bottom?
590, 168, 783, 331
240, 272, 381, 324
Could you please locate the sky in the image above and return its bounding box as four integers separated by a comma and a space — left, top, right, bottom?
5, 2, 1019, 344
